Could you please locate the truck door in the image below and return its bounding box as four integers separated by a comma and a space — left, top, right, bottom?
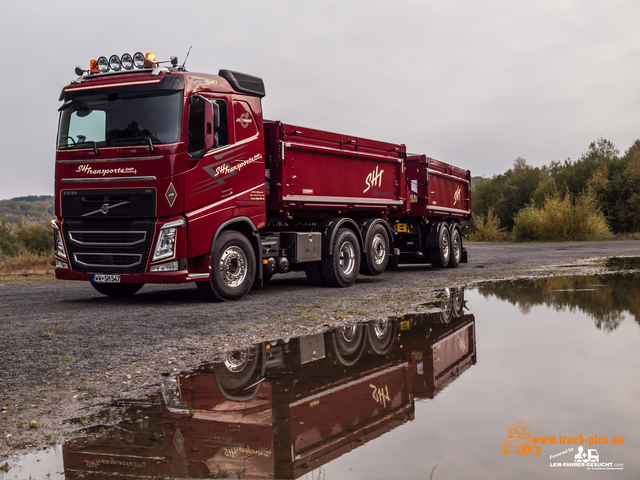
184, 95, 235, 213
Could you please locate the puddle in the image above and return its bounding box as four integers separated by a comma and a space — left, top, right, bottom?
4, 273, 640, 478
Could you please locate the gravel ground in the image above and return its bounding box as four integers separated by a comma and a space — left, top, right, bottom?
1, 240, 640, 457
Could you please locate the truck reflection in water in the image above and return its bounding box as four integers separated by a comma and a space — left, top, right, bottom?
63, 288, 475, 479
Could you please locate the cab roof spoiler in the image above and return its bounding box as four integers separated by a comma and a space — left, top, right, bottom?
219, 69, 265, 98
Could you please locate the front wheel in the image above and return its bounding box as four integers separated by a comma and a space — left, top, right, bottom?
91, 282, 143, 297
198, 231, 255, 301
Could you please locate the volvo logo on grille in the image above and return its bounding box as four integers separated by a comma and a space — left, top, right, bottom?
82, 201, 130, 217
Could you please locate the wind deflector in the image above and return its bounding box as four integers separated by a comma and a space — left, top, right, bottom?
219, 69, 265, 98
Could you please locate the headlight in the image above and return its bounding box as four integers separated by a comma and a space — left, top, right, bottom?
152, 219, 185, 262
51, 221, 66, 259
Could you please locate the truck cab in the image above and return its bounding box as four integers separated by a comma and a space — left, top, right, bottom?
54, 54, 267, 298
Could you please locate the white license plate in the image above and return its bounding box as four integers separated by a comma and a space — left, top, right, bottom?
93, 274, 121, 283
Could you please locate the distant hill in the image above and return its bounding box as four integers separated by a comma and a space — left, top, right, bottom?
0, 196, 54, 230
470, 176, 484, 188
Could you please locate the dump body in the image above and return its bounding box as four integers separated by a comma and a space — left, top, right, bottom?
405, 154, 471, 220
264, 122, 406, 213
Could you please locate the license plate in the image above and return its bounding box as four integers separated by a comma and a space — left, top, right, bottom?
93, 274, 121, 283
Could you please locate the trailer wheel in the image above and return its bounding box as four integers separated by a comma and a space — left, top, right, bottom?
198, 231, 255, 301
447, 227, 462, 268
304, 261, 326, 285
321, 228, 360, 287
429, 225, 451, 268
360, 224, 389, 276
91, 282, 143, 297
329, 324, 365, 366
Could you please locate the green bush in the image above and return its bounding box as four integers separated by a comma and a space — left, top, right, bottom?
15, 223, 54, 255
513, 191, 612, 241
470, 207, 507, 241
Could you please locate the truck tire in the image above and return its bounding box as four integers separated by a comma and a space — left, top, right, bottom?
447, 226, 462, 268
198, 231, 255, 301
366, 319, 395, 355
428, 225, 451, 268
304, 261, 326, 285
329, 324, 365, 366
321, 228, 361, 287
360, 223, 389, 276
91, 282, 143, 297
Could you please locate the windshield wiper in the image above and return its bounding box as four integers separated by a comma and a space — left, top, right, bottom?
144, 136, 155, 154
75, 141, 100, 156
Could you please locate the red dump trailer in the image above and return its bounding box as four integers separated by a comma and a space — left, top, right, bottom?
53, 51, 471, 300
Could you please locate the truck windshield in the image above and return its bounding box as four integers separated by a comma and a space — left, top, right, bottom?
57, 90, 182, 149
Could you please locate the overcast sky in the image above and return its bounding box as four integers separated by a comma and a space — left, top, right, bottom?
2, 0, 639, 199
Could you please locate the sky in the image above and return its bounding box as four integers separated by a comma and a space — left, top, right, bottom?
1, 0, 639, 199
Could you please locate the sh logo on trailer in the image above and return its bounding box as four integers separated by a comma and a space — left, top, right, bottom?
363, 165, 384, 193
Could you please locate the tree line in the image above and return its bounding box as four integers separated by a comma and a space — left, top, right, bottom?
470, 137, 640, 241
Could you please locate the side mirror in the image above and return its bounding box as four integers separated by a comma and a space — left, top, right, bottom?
204, 99, 214, 152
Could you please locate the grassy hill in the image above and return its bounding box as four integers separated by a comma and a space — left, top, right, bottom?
0, 195, 54, 229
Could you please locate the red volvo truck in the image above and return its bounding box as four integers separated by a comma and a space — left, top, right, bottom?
53, 52, 471, 300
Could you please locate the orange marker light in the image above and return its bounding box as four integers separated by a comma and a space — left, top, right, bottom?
90, 59, 99, 74
143, 53, 157, 68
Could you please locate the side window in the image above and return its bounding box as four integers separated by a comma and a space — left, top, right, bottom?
188, 96, 205, 156
210, 99, 229, 148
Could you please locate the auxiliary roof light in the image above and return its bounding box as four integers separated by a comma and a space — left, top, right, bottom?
132, 52, 145, 69
108, 55, 121, 71
96, 56, 109, 73
121, 53, 133, 70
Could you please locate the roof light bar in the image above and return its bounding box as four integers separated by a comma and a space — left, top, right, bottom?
78, 51, 179, 76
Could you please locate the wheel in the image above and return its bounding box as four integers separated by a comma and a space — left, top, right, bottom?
447, 226, 462, 268
366, 319, 395, 355
329, 324, 365, 366
91, 282, 143, 297
213, 346, 260, 398
198, 231, 255, 301
452, 287, 465, 317
360, 224, 389, 276
304, 261, 326, 285
321, 228, 361, 287
428, 225, 451, 268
